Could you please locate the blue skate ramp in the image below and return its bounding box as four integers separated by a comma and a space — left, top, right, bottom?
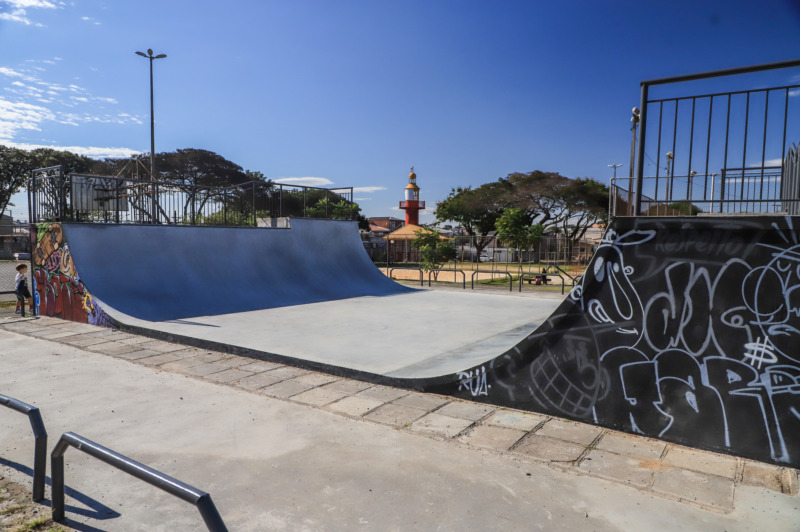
61, 218, 413, 321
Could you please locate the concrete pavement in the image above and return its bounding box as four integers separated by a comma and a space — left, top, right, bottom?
0, 316, 798, 531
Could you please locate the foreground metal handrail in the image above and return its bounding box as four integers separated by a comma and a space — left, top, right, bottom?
519, 272, 565, 294
51, 432, 227, 531
470, 270, 513, 291
0, 394, 47, 502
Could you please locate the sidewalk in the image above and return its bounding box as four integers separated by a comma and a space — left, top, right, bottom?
0, 316, 797, 531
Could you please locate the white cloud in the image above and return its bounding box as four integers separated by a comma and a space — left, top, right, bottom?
352, 186, 386, 193
0, 67, 26, 78
0, 0, 63, 26
274, 177, 334, 187
3, 141, 139, 159
354, 197, 371, 201
0, 99, 55, 140
789, 89, 800, 98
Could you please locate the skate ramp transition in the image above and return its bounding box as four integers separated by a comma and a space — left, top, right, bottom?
425, 216, 800, 468
33, 216, 800, 467
52, 218, 413, 321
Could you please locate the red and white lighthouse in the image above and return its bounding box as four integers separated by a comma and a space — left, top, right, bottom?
399, 167, 424, 226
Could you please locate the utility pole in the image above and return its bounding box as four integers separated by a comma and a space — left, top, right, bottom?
135, 49, 167, 180
629, 107, 640, 215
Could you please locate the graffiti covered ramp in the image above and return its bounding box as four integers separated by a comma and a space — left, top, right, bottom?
430, 216, 800, 468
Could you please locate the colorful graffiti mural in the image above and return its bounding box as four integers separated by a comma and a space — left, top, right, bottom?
31, 222, 113, 327
438, 216, 800, 467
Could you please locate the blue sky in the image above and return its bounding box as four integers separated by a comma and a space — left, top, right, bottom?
1, 0, 799, 223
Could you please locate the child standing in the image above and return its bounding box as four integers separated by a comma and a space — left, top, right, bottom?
15, 264, 33, 317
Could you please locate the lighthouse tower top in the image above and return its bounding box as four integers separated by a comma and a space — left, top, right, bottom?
404, 166, 419, 201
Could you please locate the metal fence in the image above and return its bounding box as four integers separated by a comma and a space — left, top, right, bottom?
369, 234, 597, 272
631, 58, 800, 215
611, 167, 795, 216
29, 166, 354, 226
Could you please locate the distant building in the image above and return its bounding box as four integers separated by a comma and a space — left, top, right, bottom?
367, 216, 405, 232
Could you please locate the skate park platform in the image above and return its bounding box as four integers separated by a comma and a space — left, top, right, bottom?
30, 215, 800, 469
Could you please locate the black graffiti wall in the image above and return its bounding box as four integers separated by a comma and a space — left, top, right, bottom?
436, 216, 800, 467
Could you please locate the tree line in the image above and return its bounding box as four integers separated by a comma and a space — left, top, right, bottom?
434, 171, 609, 259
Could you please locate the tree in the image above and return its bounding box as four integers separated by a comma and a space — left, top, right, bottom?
556, 178, 609, 241
305, 197, 361, 220
411, 228, 456, 273
434, 185, 505, 261
0, 146, 34, 219
495, 208, 544, 272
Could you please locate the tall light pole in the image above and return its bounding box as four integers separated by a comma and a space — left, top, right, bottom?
629, 107, 639, 215
608, 163, 622, 179
665, 151, 674, 201
135, 49, 167, 180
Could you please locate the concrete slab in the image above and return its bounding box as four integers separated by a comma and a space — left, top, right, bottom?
652, 467, 735, 511
535, 419, 603, 446
292, 387, 348, 407
102, 289, 562, 378
663, 446, 739, 480
458, 425, 527, 451
596, 431, 667, 460
363, 404, 428, 427
409, 413, 474, 438
579, 450, 655, 487
514, 434, 586, 462
436, 401, 495, 422
393, 392, 450, 411
327, 396, 385, 417
741, 461, 798, 494
233, 372, 285, 391
485, 409, 548, 431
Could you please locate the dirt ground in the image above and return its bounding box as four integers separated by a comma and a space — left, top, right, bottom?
0, 474, 67, 531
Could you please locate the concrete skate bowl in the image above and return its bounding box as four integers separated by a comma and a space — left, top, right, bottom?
31, 218, 413, 323
425, 216, 800, 468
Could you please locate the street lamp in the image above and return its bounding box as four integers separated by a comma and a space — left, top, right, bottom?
135, 49, 167, 180
629, 107, 640, 215
665, 151, 674, 201
608, 163, 622, 179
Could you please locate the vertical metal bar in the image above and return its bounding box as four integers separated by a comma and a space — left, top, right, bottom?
252, 182, 256, 226
51, 439, 68, 522
780, 87, 790, 199
722, 94, 732, 212
115, 179, 120, 224
704, 96, 713, 202
634, 82, 649, 215
27, 171, 34, 224
670, 99, 679, 202
760, 90, 770, 202
654, 101, 664, 201
687, 98, 696, 199
280, 185, 283, 218
741, 92, 750, 205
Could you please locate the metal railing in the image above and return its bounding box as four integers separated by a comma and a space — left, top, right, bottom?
29, 168, 354, 227
51, 432, 227, 531
611, 171, 800, 217
428, 269, 466, 289
632, 58, 800, 215
471, 270, 513, 291
0, 394, 47, 502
